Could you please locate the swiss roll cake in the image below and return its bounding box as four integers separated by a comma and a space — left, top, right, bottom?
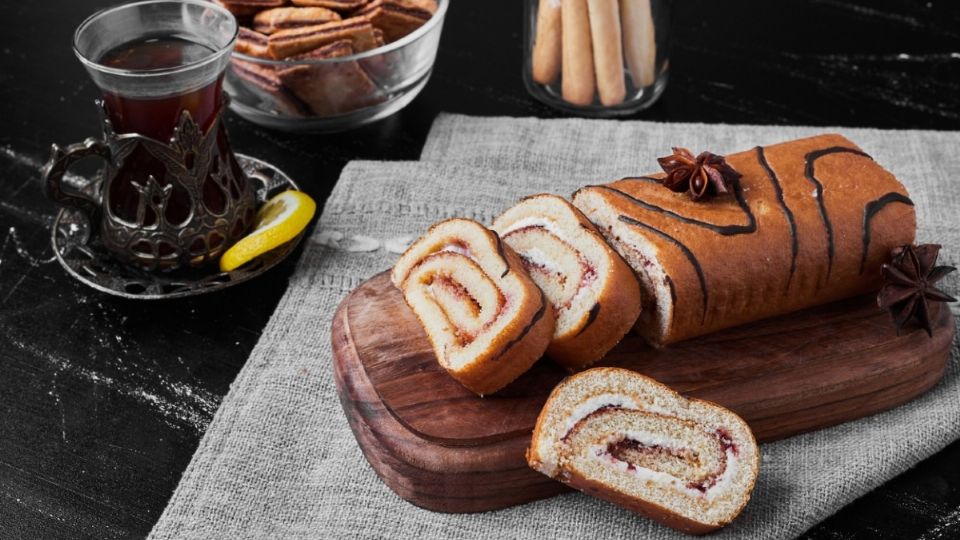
528, 368, 759, 534
573, 133, 916, 346
492, 194, 641, 370
391, 218, 556, 395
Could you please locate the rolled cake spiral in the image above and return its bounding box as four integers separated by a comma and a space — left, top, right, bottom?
573, 133, 916, 346
391, 218, 556, 395
492, 194, 642, 370
528, 368, 759, 534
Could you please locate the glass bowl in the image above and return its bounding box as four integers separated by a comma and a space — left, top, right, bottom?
224, 0, 447, 132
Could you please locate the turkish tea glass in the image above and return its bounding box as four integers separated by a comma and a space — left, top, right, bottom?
43, 0, 256, 271
523, 0, 671, 116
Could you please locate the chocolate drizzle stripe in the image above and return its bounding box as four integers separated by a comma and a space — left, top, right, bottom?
497, 290, 548, 357
617, 215, 709, 325
860, 192, 914, 274
492, 231, 510, 277
756, 146, 799, 292
576, 303, 601, 336
803, 146, 872, 282
592, 182, 756, 236
665, 275, 677, 305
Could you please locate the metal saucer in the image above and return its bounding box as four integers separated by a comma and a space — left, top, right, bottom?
50, 154, 303, 300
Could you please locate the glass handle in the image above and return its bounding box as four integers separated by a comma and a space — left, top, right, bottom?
42, 137, 110, 216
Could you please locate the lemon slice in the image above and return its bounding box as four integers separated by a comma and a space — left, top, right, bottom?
219, 190, 316, 272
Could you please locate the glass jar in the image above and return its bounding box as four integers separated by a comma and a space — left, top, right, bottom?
523, 0, 671, 116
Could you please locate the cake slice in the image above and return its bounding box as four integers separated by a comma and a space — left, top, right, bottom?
528, 368, 759, 534
492, 194, 641, 370
392, 218, 556, 395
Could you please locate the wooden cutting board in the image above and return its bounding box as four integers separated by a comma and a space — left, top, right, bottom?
331, 271, 955, 513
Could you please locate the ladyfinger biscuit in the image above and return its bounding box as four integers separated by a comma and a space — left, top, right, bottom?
354, 0, 434, 43
236, 27, 272, 58
560, 0, 595, 106
587, 0, 627, 107
277, 40, 384, 115
267, 18, 378, 58
621, 0, 657, 88
253, 7, 342, 35
531, 0, 561, 85
586, 0, 625, 106
292, 0, 370, 9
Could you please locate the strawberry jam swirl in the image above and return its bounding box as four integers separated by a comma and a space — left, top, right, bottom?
570, 406, 740, 500
418, 245, 507, 348
598, 428, 737, 498
429, 275, 481, 344
507, 225, 598, 309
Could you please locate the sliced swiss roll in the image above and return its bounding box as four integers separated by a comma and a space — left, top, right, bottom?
492, 194, 642, 370
391, 218, 556, 395
573, 134, 916, 346
528, 368, 759, 535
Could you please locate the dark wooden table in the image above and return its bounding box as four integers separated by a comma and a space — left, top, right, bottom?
1, 1, 958, 538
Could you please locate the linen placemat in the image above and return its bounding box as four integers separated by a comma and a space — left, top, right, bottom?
150, 120, 960, 539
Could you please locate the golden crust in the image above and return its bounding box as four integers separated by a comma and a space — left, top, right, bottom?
561, 470, 720, 535
574, 133, 916, 346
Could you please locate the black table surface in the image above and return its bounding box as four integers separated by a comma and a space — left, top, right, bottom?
2, 0, 959, 538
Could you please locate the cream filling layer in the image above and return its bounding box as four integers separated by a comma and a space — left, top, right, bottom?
591, 430, 738, 502
438, 243, 472, 259
499, 217, 567, 241
501, 217, 595, 311
563, 393, 673, 437
521, 246, 564, 275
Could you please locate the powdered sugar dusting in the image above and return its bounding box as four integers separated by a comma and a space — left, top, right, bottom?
11, 336, 219, 432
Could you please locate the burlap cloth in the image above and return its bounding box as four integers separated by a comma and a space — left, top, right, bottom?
150, 115, 960, 539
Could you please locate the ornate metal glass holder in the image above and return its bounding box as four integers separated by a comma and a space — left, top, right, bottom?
45, 98, 257, 271
50, 153, 302, 299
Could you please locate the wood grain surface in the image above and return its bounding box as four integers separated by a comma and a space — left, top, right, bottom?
332, 270, 955, 512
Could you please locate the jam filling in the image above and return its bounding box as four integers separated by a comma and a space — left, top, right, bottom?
519, 253, 566, 281
685, 430, 738, 494
423, 263, 507, 349
429, 275, 480, 345
507, 225, 598, 309
599, 429, 738, 496
607, 439, 699, 474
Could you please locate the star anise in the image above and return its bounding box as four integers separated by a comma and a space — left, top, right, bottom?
878, 243, 956, 337
656, 148, 741, 201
